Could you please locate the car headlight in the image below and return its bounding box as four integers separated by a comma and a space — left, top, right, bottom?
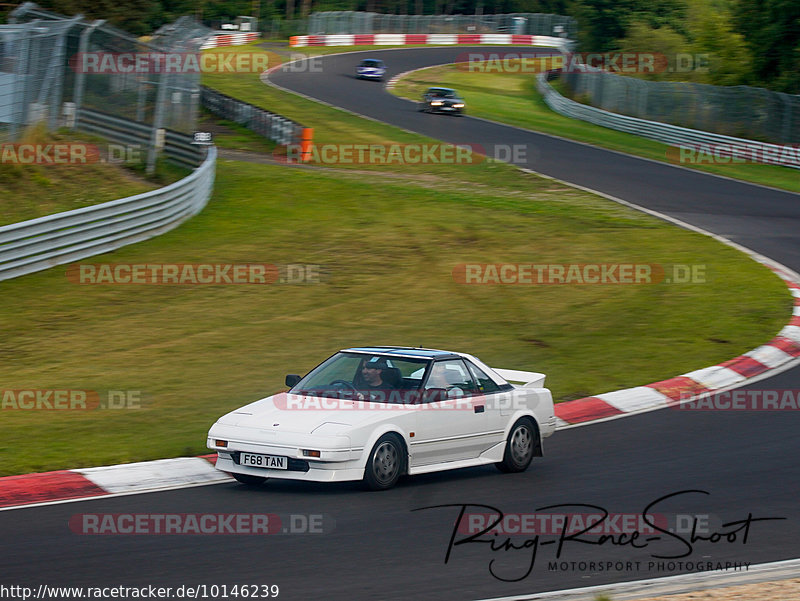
431, 101, 443, 106
452, 103, 464, 108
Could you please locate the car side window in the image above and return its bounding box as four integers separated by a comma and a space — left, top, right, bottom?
466, 361, 502, 394
425, 360, 479, 399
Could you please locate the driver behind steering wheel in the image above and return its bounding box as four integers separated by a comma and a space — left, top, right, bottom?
356, 357, 397, 401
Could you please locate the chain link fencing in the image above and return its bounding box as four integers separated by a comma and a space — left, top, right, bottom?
539, 73, 800, 169
308, 11, 577, 38
560, 68, 799, 144
2, 2, 214, 169
0, 16, 82, 140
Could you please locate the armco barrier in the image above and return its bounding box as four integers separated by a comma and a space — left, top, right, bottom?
537, 73, 800, 170
200, 31, 259, 50
290, 33, 571, 52
0, 146, 216, 282
77, 109, 204, 170
201, 86, 309, 148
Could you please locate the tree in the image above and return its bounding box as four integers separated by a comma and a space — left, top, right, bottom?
685, 0, 751, 86
733, 0, 800, 93
617, 20, 689, 81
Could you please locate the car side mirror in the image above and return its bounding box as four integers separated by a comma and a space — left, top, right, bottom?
285, 374, 302, 388
423, 388, 448, 403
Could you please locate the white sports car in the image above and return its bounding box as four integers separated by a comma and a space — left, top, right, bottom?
207, 347, 556, 490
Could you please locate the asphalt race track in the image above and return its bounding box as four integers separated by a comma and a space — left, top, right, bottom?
2, 47, 799, 601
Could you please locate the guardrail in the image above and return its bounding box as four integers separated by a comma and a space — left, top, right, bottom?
290, 33, 572, 52
200, 31, 260, 49
0, 146, 216, 282
77, 109, 204, 169
201, 86, 309, 148
537, 73, 800, 169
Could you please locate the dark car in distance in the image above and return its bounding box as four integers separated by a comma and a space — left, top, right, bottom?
419, 87, 465, 115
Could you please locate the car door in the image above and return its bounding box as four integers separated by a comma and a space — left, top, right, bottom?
409, 359, 491, 466
465, 360, 510, 448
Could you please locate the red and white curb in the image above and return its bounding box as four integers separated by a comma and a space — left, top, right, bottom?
200, 31, 259, 50
0, 455, 231, 510
3, 50, 799, 509
2, 277, 798, 512
290, 33, 568, 49
2, 275, 797, 510
553, 268, 800, 428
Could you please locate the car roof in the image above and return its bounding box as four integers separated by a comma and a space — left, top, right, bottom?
343, 346, 461, 360
428, 87, 456, 92
361, 58, 384, 63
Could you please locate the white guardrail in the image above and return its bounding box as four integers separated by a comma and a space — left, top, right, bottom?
0, 146, 217, 282
537, 73, 800, 169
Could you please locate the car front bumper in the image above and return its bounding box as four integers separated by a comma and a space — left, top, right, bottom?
214, 451, 366, 482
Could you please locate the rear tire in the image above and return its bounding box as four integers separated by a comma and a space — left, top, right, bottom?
233, 473, 267, 486
363, 434, 404, 490
496, 418, 537, 473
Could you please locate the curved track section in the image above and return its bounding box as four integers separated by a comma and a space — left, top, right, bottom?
1, 47, 799, 601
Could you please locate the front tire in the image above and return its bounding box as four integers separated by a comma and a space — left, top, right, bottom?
363, 434, 404, 490
496, 418, 536, 473
232, 473, 267, 486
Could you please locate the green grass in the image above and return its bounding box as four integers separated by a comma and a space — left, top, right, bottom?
0, 127, 189, 226
0, 159, 790, 476
0, 44, 792, 476
197, 109, 278, 154
389, 63, 800, 194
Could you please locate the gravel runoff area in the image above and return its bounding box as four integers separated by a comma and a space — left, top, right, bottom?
628, 578, 800, 600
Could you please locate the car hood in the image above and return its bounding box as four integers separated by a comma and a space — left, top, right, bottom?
214, 392, 412, 435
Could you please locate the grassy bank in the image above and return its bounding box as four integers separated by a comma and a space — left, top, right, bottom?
0, 127, 189, 226
0, 158, 790, 475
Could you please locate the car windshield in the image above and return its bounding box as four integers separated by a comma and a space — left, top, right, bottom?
361, 60, 383, 67
291, 351, 430, 402
430, 89, 457, 98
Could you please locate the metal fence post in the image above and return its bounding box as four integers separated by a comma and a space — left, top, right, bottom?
781, 95, 792, 144
72, 19, 105, 131
9, 22, 32, 140
148, 69, 169, 174
47, 16, 83, 131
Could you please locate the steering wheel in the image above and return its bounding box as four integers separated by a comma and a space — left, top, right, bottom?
329, 380, 358, 392
445, 386, 464, 398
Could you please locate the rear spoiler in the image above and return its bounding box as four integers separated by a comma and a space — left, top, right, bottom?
492, 368, 546, 388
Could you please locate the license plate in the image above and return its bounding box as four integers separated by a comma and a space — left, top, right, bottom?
238, 452, 287, 469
